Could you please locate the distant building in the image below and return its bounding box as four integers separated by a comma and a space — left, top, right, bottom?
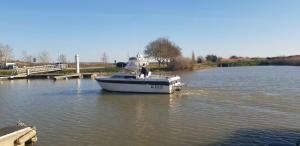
1, 63, 18, 70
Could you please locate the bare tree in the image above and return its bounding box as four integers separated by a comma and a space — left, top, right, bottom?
191, 51, 196, 64
38, 50, 51, 64
0, 43, 3, 65
21, 50, 33, 63
58, 53, 67, 63
144, 37, 181, 67
21, 50, 28, 61
101, 52, 108, 66
168, 57, 193, 71
0, 43, 13, 64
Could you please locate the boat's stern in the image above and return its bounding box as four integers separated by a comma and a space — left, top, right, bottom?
168, 76, 183, 93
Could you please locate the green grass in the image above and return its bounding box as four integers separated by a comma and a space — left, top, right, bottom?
219, 59, 300, 67
219, 60, 270, 67
0, 70, 16, 76
193, 62, 217, 70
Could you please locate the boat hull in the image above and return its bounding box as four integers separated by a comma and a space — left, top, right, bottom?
96, 79, 174, 93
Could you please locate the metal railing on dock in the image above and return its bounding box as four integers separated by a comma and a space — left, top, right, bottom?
16, 65, 63, 75
8, 64, 67, 79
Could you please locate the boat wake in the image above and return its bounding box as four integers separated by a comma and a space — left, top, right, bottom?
172, 87, 210, 97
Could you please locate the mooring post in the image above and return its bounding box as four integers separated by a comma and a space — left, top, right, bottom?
26, 69, 30, 76
75, 54, 80, 74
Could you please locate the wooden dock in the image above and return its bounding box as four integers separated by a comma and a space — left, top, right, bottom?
4, 65, 64, 80
8, 74, 28, 79
0, 125, 37, 146
29, 74, 61, 79
0, 76, 9, 80
1, 73, 97, 80
82, 73, 97, 79
53, 74, 82, 80
16, 65, 62, 75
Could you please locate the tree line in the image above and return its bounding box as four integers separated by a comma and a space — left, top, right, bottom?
0, 42, 110, 69
0, 43, 13, 65
0, 42, 69, 66
1, 38, 222, 70
143, 37, 222, 71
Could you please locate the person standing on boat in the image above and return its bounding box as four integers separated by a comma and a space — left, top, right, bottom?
141, 64, 148, 77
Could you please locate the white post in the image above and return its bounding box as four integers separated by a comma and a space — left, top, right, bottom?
27, 69, 30, 76
75, 54, 80, 74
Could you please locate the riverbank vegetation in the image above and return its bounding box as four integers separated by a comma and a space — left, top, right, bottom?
143, 37, 216, 71
144, 37, 182, 67
219, 55, 300, 67
0, 69, 15, 76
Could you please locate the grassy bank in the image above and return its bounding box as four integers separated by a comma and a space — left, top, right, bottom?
149, 62, 217, 75
0, 70, 16, 76
219, 59, 300, 67
193, 62, 217, 70
219, 60, 268, 67
219, 55, 300, 67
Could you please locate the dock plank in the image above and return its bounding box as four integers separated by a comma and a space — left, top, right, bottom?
0, 126, 28, 137
53, 74, 82, 80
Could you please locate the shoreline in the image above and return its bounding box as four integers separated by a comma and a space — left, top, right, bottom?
0, 63, 217, 80
3, 62, 299, 80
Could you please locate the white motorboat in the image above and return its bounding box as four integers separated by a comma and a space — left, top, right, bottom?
95, 53, 183, 93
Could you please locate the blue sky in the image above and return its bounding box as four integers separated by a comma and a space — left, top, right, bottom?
0, 0, 300, 62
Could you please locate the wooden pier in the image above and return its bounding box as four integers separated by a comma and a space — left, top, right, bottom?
5, 65, 64, 80
1, 73, 97, 80
0, 76, 9, 80
0, 125, 37, 146
82, 73, 97, 79
17, 65, 63, 75
53, 74, 82, 80
1, 62, 98, 80
29, 74, 62, 79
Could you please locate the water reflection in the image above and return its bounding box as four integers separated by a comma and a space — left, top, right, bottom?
76, 79, 81, 89
97, 92, 188, 145
75, 79, 81, 95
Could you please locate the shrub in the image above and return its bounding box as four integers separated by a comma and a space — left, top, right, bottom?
168, 57, 193, 71
0, 69, 16, 75
116, 62, 126, 68
206, 54, 219, 63
230, 55, 238, 59
197, 56, 204, 63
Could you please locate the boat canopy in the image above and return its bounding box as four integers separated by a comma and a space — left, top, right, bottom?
124, 53, 148, 71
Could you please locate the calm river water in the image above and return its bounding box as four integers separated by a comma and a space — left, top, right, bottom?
0, 66, 300, 146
